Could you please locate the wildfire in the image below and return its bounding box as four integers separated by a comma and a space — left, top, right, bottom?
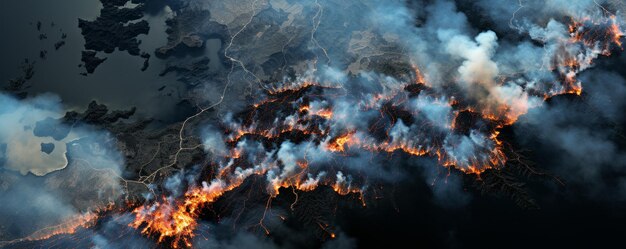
610, 15, 624, 47
326, 131, 357, 152
130, 178, 247, 248
1, 206, 111, 246
300, 104, 333, 119
412, 64, 426, 85
267, 81, 317, 95
25, 211, 100, 241
568, 14, 624, 56
18, 7, 624, 249
125, 14, 624, 245
130, 160, 366, 248
314, 108, 334, 119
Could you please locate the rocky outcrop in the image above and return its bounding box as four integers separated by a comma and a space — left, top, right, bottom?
80, 51, 107, 74
78, 0, 150, 74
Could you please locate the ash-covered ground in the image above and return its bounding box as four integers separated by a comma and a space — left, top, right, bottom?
1, 0, 626, 248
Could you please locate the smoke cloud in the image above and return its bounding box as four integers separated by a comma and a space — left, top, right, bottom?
0, 93, 124, 241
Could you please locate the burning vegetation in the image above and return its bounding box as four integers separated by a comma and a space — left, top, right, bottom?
125, 13, 623, 247
6, 4, 625, 249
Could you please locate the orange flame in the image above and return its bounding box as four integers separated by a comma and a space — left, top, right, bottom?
326, 131, 356, 152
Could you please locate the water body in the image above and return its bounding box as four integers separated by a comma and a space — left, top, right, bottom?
0, 0, 223, 123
